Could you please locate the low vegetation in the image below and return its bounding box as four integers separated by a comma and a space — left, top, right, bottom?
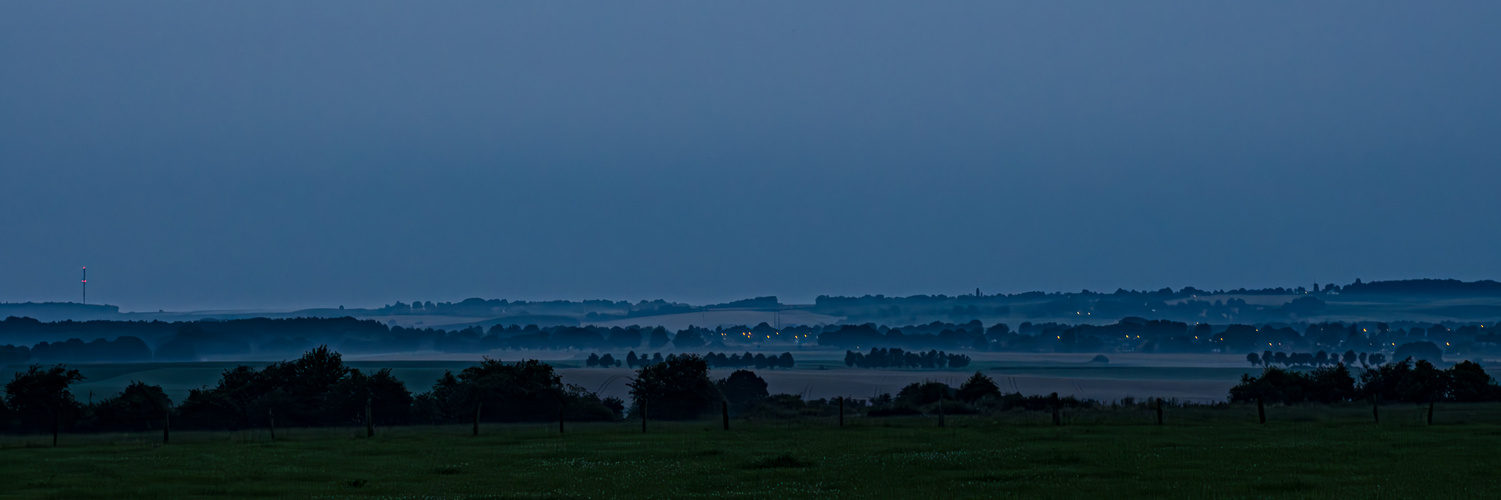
3, 414, 1500, 498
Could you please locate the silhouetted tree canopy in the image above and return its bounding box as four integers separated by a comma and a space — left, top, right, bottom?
4, 364, 85, 433
628, 354, 720, 420
716, 369, 769, 414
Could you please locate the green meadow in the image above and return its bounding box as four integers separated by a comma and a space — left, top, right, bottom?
3, 405, 1499, 499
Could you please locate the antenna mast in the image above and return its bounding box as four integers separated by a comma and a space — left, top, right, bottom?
81, 267, 87, 304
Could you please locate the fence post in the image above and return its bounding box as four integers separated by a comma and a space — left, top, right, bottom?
53, 411, 59, 447
938, 398, 946, 428
1427, 401, 1434, 426
164, 413, 171, 445
1051, 393, 1061, 426
1371, 397, 1379, 424
838, 397, 844, 428
1256, 397, 1265, 424
366, 395, 374, 438
559, 403, 566, 434
722, 401, 729, 431
269, 408, 276, 442
1156, 398, 1164, 425
641, 399, 648, 433
473, 403, 481, 437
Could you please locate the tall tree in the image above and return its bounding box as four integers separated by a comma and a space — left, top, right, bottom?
4, 365, 85, 433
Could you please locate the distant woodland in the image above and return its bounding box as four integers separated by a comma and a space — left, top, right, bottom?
8, 279, 1501, 327
0, 314, 1498, 367
2, 279, 1501, 366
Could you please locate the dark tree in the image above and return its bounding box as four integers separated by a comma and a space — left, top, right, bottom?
414, 358, 612, 423
628, 354, 721, 420
1307, 364, 1357, 403
4, 365, 85, 433
956, 371, 1001, 403
1446, 361, 1500, 402
610, 328, 643, 349
716, 370, 769, 414
672, 329, 706, 349
895, 381, 951, 407
648, 327, 671, 349
1393, 342, 1444, 363
91, 381, 171, 431
1398, 360, 1449, 403
325, 368, 413, 426
601, 396, 626, 419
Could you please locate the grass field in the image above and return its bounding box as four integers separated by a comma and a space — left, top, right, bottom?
3, 404, 1500, 499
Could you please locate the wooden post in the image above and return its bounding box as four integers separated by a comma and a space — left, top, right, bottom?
1256, 397, 1266, 424
473, 403, 481, 437
641, 399, 648, 433
722, 401, 729, 431
53, 411, 59, 447
1372, 397, 1379, 424
269, 408, 276, 442
838, 397, 844, 428
938, 398, 946, 428
1155, 398, 1163, 425
365, 395, 374, 438
559, 404, 566, 434
164, 413, 171, 445
1050, 393, 1061, 426
1427, 401, 1435, 426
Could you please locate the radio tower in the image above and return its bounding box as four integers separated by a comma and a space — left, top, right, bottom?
81, 267, 87, 305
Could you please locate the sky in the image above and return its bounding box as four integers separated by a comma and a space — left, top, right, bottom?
2, 1, 1499, 312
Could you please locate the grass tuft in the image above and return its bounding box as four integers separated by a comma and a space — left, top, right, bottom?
743, 453, 812, 469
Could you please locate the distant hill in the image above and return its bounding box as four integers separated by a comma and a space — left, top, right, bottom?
0, 302, 121, 322
1339, 279, 1501, 296
6, 278, 1501, 327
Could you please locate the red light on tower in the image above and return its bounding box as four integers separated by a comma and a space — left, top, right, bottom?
81, 267, 87, 305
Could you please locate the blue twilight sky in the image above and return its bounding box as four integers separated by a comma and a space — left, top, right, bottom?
2, 2, 1499, 312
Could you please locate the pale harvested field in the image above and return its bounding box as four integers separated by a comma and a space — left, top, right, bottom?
589, 309, 842, 330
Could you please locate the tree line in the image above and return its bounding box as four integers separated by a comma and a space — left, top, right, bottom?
584, 351, 796, 370
6, 314, 1501, 365
1230, 358, 1501, 405
1247, 350, 1390, 368
0, 347, 622, 434
842, 348, 972, 369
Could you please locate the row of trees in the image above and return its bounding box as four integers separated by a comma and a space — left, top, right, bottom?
7, 313, 1501, 364
842, 348, 972, 369
587, 351, 797, 370
0, 347, 624, 434
702, 352, 795, 369
1230, 359, 1501, 404
0, 348, 812, 434
1247, 350, 1391, 368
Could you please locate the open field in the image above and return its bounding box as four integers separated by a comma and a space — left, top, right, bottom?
589, 309, 843, 331
3, 406, 1501, 499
